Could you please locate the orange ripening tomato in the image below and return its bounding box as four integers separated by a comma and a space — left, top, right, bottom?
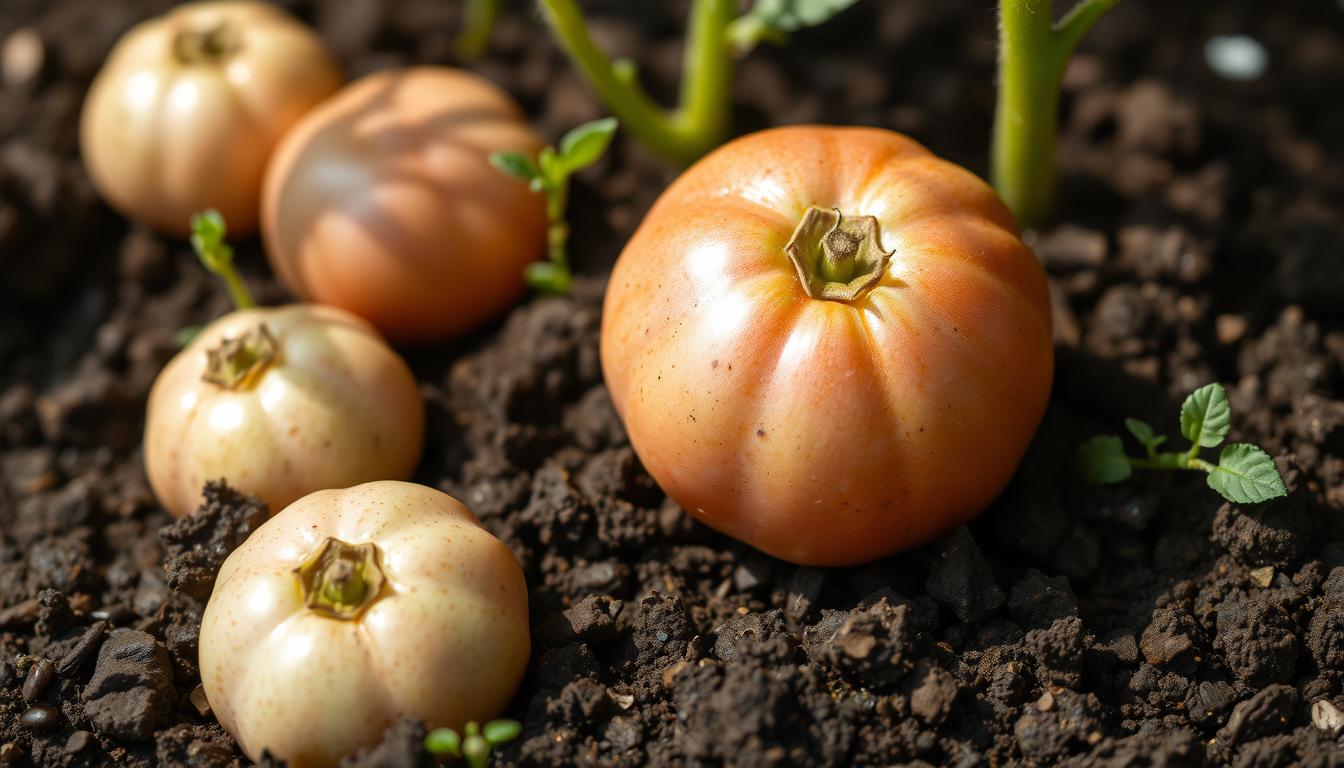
600, 126, 1053, 566
262, 67, 548, 343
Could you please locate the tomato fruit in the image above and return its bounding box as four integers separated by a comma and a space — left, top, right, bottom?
144, 304, 423, 518
200, 481, 530, 767
600, 126, 1053, 566
80, 1, 341, 235
261, 67, 548, 343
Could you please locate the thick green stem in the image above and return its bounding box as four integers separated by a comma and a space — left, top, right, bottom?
536, 0, 734, 163
454, 0, 499, 60
992, 0, 1118, 230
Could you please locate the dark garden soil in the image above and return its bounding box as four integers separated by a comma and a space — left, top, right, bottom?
2, 0, 1344, 765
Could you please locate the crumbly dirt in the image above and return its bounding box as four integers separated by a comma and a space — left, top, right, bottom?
3, 1, 1344, 766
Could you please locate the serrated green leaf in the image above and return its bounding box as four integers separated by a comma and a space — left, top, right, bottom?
745, 0, 861, 31
488, 151, 540, 182
557, 117, 618, 175
483, 719, 522, 745
1076, 435, 1132, 484
1206, 443, 1287, 503
1180, 383, 1231, 448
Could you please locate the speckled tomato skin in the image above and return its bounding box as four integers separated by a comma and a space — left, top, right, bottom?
80, 1, 342, 235
261, 66, 547, 343
600, 125, 1054, 566
144, 304, 423, 518
199, 481, 531, 767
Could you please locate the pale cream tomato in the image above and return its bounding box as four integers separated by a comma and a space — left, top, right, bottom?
81, 1, 342, 235
200, 481, 530, 767
144, 304, 423, 518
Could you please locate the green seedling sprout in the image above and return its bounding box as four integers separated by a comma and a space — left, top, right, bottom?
1077, 382, 1287, 504
536, 0, 858, 164
993, 0, 1119, 229
190, 209, 254, 309
454, 0, 499, 61
490, 117, 619, 294
425, 719, 521, 768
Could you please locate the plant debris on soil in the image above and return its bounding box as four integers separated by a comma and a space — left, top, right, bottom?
3, 1, 1344, 766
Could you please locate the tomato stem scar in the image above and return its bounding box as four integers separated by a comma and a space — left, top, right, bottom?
296, 538, 386, 620
785, 206, 892, 302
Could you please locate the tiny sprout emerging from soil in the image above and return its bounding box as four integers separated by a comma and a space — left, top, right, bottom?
1077, 382, 1288, 504
490, 117, 618, 294
536, 0, 856, 163
453, 0, 498, 61
190, 209, 254, 309
425, 719, 521, 768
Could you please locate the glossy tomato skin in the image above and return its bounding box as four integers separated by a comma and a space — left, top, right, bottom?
144, 304, 424, 518
80, 1, 341, 235
261, 67, 548, 343
601, 126, 1053, 566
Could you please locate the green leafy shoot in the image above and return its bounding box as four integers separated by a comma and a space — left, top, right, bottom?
726, 0, 861, 56
425, 719, 521, 768
189, 209, 254, 310
1076, 383, 1287, 504
489, 117, 618, 295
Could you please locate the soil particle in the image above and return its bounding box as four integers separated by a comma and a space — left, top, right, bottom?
1008, 568, 1080, 627
814, 598, 915, 690
925, 526, 1004, 623
1213, 595, 1298, 688
1216, 684, 1298, 748
55, 619, 107, 676
901, 660, 958, 725
1211, 493, 1316, 569
1140, 606, 1205, 671
82, 629, 175, 741
159, 482, 268, 601
153, 723, 240, 767
339, 719, 433, 768
1185, 680, 1238, 728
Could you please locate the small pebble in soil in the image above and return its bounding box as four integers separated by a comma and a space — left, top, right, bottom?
1312, 699, 1344, 735
1, 27, 43, 89
20, 705, 60, 732
21, 657, 53, 702
1204, 35, 1268, 81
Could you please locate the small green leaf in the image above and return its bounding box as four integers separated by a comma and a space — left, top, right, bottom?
424, 728, 462, 756
526, 260, 573, 295
1076, 435, 1132, 484
1124, 418, 1156, 446
557, 117, 618, 174
489, 151, 540, 182
742, 0, 861, 32
1180, 383, 1231, 448
1206, 443, 1287, 504
483, 719, 522, 746
190, 209, 232, 263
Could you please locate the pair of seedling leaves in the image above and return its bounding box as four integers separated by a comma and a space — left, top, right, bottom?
425, 719, 520, 768
1078, 382, 1288, 504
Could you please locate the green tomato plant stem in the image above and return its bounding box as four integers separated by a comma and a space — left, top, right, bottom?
454, 0, 499, 60
536, 0, 734, 164
992, 0, 1118, 230
190, 210, 254, 310
547, 179, 569, 269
